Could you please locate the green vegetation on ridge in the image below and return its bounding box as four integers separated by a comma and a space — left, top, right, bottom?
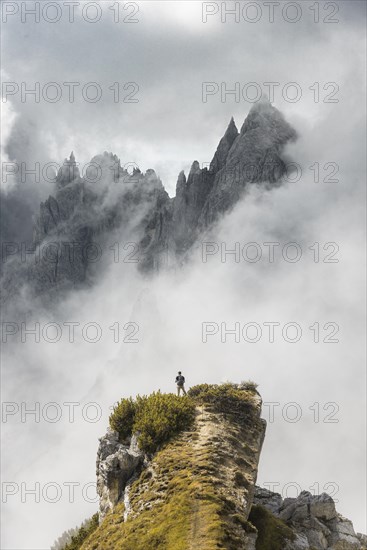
188, 382, 258, 416
109, 391, 196, 454
109, 382, 259, 454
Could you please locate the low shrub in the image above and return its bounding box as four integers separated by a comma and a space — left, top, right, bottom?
134, 392, 196, 454
109, 383, 258, 454
239, 380, 258, 391
188, 382, 256, 418
109, 392, 196, 454
109, 397, 136, 441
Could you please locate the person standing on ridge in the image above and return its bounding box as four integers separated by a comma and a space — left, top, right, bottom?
175, 371, 187, 396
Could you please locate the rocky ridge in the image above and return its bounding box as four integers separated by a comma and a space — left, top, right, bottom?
2, 100, 297, 305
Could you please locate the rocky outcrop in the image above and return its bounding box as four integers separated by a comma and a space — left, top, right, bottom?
96, 429, 144, 520
253, 486, 366, 550
82, 387, 266, 548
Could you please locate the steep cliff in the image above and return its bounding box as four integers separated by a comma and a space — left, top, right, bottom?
53, 384, 366, 550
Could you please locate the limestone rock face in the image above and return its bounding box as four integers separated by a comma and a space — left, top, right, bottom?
253, 485, 283, 514
244, 532, 258, 550
199, 99, 297, 227
2, 152, 171, 304
210, 116, 239, 173
254, 487, 365, 550
96, 429, 144, 521
171, 161, 214, 255
2, 104, 297, 306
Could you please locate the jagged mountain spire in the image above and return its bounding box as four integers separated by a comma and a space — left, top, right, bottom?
199, 106, 298, 226
189, 160, 201, 177
176, 170, 186, 188
210, 116, 239, 173
56, 151, 80, 187
2, 107, 298, 302
240, 99, 296, 141
227, 115, 237, 130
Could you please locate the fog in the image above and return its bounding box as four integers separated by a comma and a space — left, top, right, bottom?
1, 1, 366, 548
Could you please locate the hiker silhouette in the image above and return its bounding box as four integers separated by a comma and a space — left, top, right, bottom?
175, 371, 187, 396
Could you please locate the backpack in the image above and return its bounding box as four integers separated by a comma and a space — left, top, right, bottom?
176, 375, 185, 386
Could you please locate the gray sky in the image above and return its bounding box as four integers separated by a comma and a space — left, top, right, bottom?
1, 1, 366, 548
2, 0, 365, 194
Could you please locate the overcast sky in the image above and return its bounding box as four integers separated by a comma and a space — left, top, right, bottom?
2, 0, 366, 194
1, 1, 366, 548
